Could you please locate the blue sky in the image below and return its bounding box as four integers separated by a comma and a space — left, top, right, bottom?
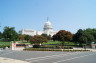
0, 0, 96, 33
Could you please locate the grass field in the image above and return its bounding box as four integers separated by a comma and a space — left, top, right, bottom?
18, 41, 30, 45
0, 41, 10, 48
0, 41, 76, 45
0, 40, 76, 48
0, 42, 10, 45
43, 40, 76, 45
43, 41, 61, 45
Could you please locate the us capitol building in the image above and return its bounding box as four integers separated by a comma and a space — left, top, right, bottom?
19, 20, 57, 36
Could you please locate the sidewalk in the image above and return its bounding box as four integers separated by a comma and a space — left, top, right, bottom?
87, 49, 96, 52
0, 57, 29, 63
73, 47, 96, 52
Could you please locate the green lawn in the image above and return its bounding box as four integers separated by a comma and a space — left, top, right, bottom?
43, 41, 61, 45
0, 41, 10, 48
0, 41, 30, 45
0, 40, 76, 48
0, 42, 10, 45
16, 41, 76, 46
18, 41, 31, 45
0, 41, 76, 46
43, 40, 76, 46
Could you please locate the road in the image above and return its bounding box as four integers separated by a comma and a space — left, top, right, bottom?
0, 49, 96, 63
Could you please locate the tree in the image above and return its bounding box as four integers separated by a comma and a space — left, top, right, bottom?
73, 29, 95, 46
3, 26, 18, 41
79, 36, 87, 45
19, 34, 25, 41
54, 30, 73, 46
84, 28, 96, 42
73, 29, 86, 45
0, 32, 2, 39
30, 35, 48, 45
24, 35, 31, 42
73, 29, 83, 42
84, 33, 94, 44
41, 34, 51, 40
52, 34, 57, 41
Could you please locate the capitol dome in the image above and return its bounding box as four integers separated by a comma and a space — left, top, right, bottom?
45, 21, 52, 26
44, 20, 53, 30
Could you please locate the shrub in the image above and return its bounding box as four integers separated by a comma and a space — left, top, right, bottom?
63, 46, 73, 49
0, 45, 10, 48
40, 45, 55, 48
33, 45, 41, 48
40, 45, 73, 49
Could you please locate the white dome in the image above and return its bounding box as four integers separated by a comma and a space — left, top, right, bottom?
45, 21, 52, 26
44, 21, 52, 29
43, 19, 55, 36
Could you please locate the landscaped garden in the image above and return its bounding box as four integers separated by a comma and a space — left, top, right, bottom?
0, 40, 75, 47
0, 26, 96, 51
43, 40, 76, 46
0, 40, 89, 51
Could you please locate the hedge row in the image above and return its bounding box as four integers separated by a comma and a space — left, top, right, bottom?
33, 45, 73, 49
23, 48, 89, 52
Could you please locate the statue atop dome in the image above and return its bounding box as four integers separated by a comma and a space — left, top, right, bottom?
47, 17, 49, 21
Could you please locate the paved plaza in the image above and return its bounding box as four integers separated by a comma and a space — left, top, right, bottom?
0, 49, 96, 63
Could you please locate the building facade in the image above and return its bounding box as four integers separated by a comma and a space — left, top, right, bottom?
19, 20, 57, 36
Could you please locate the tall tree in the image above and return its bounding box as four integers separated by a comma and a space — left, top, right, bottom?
41, 34, 51, 40
84, 33, 94, 44
78, 36, 87, 45
73, 29, 83, 42
19, 34, 25, 41
3, 26, 18, 41
0, 32, 2, 39
30, 35, 48, 45
24, 35, 31, 42
73, 29, 95, 46
52, 34, 57, 41
54, 30, 73, 46
73, 29, 84, 45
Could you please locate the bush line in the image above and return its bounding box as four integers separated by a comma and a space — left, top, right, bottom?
23, 48, 89, 52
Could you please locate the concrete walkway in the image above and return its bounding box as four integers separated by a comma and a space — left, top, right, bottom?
0, 57, 29, 63
87, 49, 96, 52
73, 48, 96, 52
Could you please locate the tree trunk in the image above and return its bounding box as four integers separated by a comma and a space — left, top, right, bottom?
61, 41, 64, 49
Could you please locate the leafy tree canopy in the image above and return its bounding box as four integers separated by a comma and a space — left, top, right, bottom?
30, 35, 48, 44
0, 32, 2, 39
73, 28, 96, 45
41, 34, 51, 40
52, 30, 73, 46
3, 26, 18, 41
55, 30, 73, 42
24, 35, 31, 42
